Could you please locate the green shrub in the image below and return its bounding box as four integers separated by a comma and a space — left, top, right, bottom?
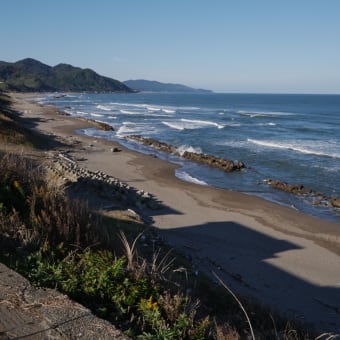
16, 244, 209, 338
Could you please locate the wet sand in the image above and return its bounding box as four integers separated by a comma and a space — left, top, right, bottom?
9, 93, 340, 333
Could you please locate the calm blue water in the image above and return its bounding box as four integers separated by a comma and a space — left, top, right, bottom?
38, 92, 340, 222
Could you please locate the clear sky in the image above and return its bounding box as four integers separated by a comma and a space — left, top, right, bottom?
1, 0, 340, 93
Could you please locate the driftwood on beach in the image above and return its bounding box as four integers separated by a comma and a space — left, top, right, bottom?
126, 135, 246, 172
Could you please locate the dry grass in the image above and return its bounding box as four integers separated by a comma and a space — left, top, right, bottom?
212, 271, 255, 340
0, 152, 101, 250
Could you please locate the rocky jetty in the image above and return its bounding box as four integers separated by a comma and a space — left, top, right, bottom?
265, 178, 340, 209
78, 117, 114, 131
127, 135, 245, 172
47, 152, 161, 211
181, 150, 245, 172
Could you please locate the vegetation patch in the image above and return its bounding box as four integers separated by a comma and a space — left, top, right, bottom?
0, 58, 134, 92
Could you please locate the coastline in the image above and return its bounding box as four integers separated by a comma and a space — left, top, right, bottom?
8, 93, 340, 332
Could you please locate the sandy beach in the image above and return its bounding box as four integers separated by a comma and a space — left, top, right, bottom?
8, 93, 340, 333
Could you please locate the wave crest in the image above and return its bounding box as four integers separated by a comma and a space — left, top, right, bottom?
176, 145, 202, 156
175, 170, 208, 186
162, 119, 224, 130
247, 138, 340, 159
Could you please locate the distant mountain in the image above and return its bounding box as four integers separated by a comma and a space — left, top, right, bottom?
123, 79, 213, 93
0, 58, 133, 93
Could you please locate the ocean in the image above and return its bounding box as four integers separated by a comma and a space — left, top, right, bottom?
37, 92, 340, 222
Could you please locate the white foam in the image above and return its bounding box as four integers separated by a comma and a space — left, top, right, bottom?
110, 102, 162, 111
181, 119, 224, 129
247, 139, 340, 158
116, 121, 160, 137
116, 125, 139, 136
90, 113, 104, 117
81, 127, 114, 139
238, 110, 296, 117
162, 121, 185, 130
162, 119, 224, 130
162, 109, 176, 114
175, 170, 208, 186
176, 145, 202, 156
147, 106, 161, 112
120, 109, 137, 115
97, 104, 112, 111
110, 102, 142, 107
82, 128, 97, 137
257, 122, 277, 126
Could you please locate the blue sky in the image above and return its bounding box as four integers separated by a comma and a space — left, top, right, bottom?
2, 1, 340, 93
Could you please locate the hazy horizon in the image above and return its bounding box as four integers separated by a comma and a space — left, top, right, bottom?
2, 1, 340, 94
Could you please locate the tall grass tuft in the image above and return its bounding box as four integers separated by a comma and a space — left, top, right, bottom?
0, 152, 100, 250
213, 271, 255, 340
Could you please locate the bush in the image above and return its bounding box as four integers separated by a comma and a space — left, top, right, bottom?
17, 244, 208, 338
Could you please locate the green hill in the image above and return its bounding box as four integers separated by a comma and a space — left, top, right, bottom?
0, 58, 133, 93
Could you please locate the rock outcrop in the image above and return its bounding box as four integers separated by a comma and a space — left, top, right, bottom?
127, 135, 245, 172
330, 197, 340, 208
265, 178, 340, 209
78, 117, 114, 131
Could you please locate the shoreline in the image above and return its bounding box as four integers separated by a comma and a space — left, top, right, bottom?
120, 134, 340, 220
8, 92, 340, 332
35, 92, 340, 224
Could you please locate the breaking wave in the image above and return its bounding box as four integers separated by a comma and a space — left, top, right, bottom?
90, 113, 104, 117
247, 139, 340, 159
97, 104, 113, 111
176, 145, 202, 156
238, 110, 296, 117
120, 109, 137, 115
162, 119, 224, 130
175, 170, 208, 186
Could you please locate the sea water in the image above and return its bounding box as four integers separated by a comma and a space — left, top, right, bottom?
38, 92, 340, 222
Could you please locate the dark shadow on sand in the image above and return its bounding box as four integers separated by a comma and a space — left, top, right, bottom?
65, 177, 183, 226
0, 94, 66, 150
157, 221, 340, 333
